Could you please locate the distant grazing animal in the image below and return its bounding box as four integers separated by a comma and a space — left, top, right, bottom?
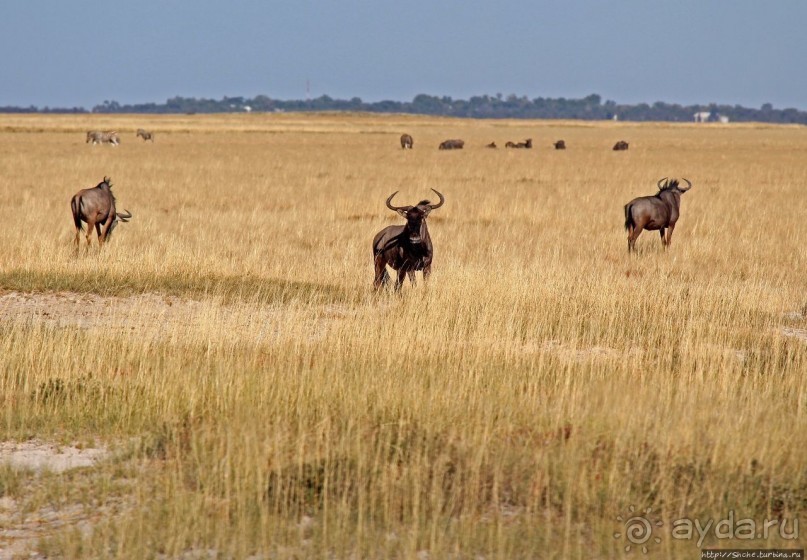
506, 139, 532, 148
70, 176, 132, 249
372, 189, 445, 290
624, 178, 692, 253
613, 140, 629, 151
86, 130, 120, 146
438, 139, 464, 150
554, 140, 566, 150
400, 133, 413, 149
136, 129, 154, 142
486, 142, 497, 148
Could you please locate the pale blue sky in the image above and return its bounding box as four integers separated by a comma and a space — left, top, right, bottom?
1, 1, 805, 109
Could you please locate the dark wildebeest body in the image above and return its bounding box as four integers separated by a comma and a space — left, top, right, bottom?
137, 129, 154, 142
373, 189, 445, 291
86, 130, 119, 145
438, 139, 464, 150
486, 142, 497, 148
400, 134, 413, 149
70, 176, 132, 249
506, 139, 532, 148
554, 140, 566, 150
624, 178, 692, 252
613, 140, 629, 151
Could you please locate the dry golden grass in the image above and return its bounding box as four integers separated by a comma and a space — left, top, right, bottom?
0, 113, 805, 558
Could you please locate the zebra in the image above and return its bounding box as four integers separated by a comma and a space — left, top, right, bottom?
86, 130, 120, 146
136, 129, 154, 142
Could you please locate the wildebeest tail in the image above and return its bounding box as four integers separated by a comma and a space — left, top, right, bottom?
71, 195, 84, 231
624, 203, 634, 231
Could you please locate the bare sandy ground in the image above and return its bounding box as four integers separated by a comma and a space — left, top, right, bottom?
0, 290, 327, 345
0, 440, 115, 559
0, 440, 108, 474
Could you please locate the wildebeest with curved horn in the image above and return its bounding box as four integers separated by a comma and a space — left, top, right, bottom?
438, 139, 464, 150
400, 133, 413, 149
373, 189, 445, 290
554, 140, 566, 150
70, 176, 132, 249
624, 178, 692, 253
613, 140, 629, 151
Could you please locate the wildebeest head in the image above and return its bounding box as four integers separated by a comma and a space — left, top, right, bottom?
656, 177, 692, 195
386, 189, 445, 244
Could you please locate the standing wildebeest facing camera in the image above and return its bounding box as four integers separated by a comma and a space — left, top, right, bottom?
554, 140, 566, 150
613, 140, 629, 151
137, 129, 154, 142
624, 177, 692, 253
70, 176, 132, 249
438, 139, 464, 150
373, 189, 445, 291
400, 134, 413, 149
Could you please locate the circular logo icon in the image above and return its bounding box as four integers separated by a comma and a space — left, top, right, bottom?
614, 505, 663, 554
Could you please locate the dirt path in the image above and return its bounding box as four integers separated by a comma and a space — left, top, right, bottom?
0, 290, 322, 343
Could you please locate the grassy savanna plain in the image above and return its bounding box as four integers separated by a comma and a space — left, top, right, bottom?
0, 112, 805, 559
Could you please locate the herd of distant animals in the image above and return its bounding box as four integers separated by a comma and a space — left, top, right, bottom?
85, 129, 154, 145
74, 129, 686, 290
401, 133, 627, 151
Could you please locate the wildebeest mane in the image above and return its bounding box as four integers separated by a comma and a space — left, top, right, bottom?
417, 199, 431, 206
96, 178, 117, 204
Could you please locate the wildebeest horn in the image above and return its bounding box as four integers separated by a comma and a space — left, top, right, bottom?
680, 178, 692, 191
103, 176, 112, 184
117, 209, 132, 221
386, 191, 409, 212
428, 189, 445, 210
657, 177, 668, 190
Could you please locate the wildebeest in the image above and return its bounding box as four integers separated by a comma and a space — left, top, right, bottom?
438, 139, 464, 150
400, 133, 413, 149
554, 140, 566, 150
624, 178, 692, 253
70, 176, 132, 249
613, 140, 629, 151
486, 142, 497, 148
372, 189, 445, 290
136, 128, 154, 142
506, 139, 532, 148
86, 130, 120, 145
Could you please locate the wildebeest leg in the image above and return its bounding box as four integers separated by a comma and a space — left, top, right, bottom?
97, 223, 109, 247
659, 228, 666, 247
395, 268, 407, 291
407, 270, 417, 285
85, 219, 96, 247
665, 225, 675, 248
627, 225, 643, 253
373, 254, 389, 290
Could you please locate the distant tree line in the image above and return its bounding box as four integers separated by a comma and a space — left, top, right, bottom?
2, 94, 806, 124
0, 105, 87, 114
